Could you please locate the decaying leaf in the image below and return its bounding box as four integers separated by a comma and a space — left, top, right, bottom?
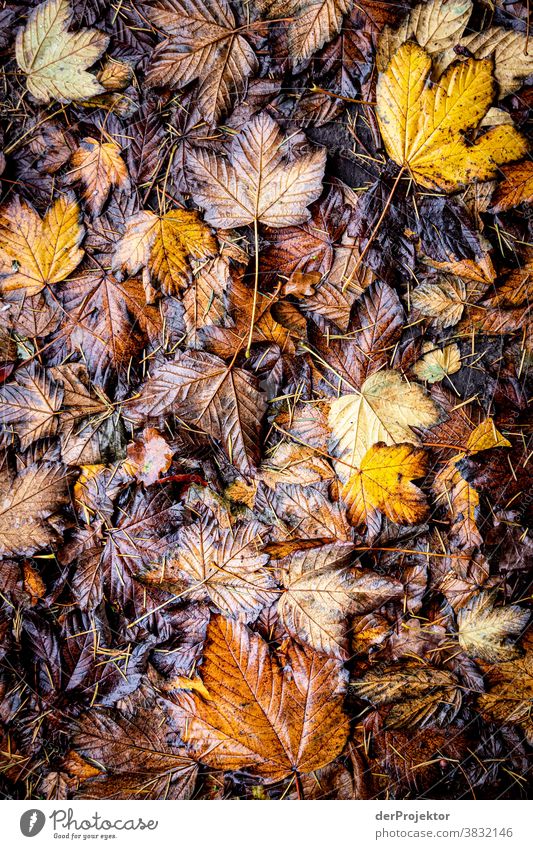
457, 592, 529, 661
147, 0, 258, 124
0, 463, 71, 556
491, 161, 533, 212
258, 0, 352, 61
275, 543, 403, 658
329, 369, 441, 471
126, 351, 266, 474
412, 342, 461, 383
187, 113, 326, 229
113, 209, 216, 295
352, 663, 462, 728
68, 138, 129, 216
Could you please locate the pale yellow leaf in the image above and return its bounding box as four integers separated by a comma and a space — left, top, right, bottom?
16, 0, 108, 104
328, 369, 441, 473
412, 342, 461, 383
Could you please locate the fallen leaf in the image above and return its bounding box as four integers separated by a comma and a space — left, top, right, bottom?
73, 703, 198, 799
275, 542, 403, 658
377, 0, 473, 70
146, 0, 258, 124
377, 42, 528, 190
258, 0, 352, 61
68, 138, 129, 216
329, 368, 441, 471
0, 463, 71, 557
125, 427, 173, 485
352, 663, 462, 728
0, 363, 63, 451
458, 592, 529, 661
155, 508, 277, 622
0, 193, 84, 296
113, 209, 216, 295
341, 442, 429, 532
491, 161, 533, 212
187, 112, 326, 228
170, 615, 349, 781
126, 351, 266, 475
412, 342, 461, 383
16, 0, 109, 104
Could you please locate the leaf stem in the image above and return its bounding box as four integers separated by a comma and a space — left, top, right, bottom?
342, 165, 405, 292
245, 216, 260, 358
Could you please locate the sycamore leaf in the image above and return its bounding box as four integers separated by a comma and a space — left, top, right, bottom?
328, 369, 440, 473
16, 0, 109, 104
457, 592, 529, 661
259, 442, 335, 488
73, 705, 198, 800
113, 209, 216, 295
410, 276, 467, 328
0, 463, 71, 556
377, 0, 473, 70
0, 363, 63, 451
0, 193, 84, 296
182, 255, 229, 348
156, 508, 277, 622
377, 42, 528, 191
258, 0, 352, 61
491, 161, 533, 212
68, 138, 129, 216
268, 483, 352, 541
187, 112, 326, 229
146, 0, 258, 125
58, 269, 162, 384
170, 615, 349, 781
126, 351, 266, 475
341, 442, 429, 532
412, 342, 461, 383
275, 543, 403, 659
352, 663, 462, 728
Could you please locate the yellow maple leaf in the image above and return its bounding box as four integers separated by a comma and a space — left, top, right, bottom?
342, 442, 429, 532
68, 137, 129, 216
113, 210, 217, 295
16, 0, 108, 104
0, 193, 84, 296
377, 41, 528, 190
